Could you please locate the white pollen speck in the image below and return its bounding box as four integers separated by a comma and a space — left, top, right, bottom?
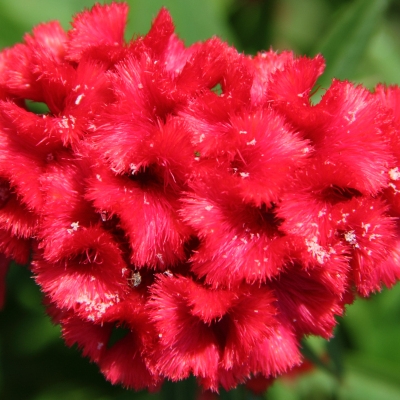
246, 139, 256, 146
100, 211, 107, 222
88, 123, 97, 131
199, 133, 205, 143
344, 110, 356, 123
128, 271, 142, 287
75, 292, 120, 321
205, 205, 214, 211
129, 163, 138, 174
239, 130, 247, 134
369, 234, 381, 241
389, 167, 400, 181
389, 182, 400, 194
137, 83, 143, 89
344, 230, 358, 246
75, 93, 85, 105
362, 222, 371, 235
71, 221, 79, 230
96, 174, 102, 182
60, 118, 69, 128
239, 172, 250, 178
305, 236, 329, 264
67, 221, 80, 234
159, 333, 163, 338
254, 310, 258, 313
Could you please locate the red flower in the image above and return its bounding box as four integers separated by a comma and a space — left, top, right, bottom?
1, 2, 400, 393
148, 274, 284, 389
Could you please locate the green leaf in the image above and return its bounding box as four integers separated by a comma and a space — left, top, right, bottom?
364, 26, 400, 86
346, 353, 400, 389
313, 0, 390, 90
125, 0, 235, 45
301, 338, 340, 379
326, 324, 346, 379
339, 368, 400, 400
160, 377, 197, 400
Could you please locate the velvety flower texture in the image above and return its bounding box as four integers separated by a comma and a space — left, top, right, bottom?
1, 2, 400, 392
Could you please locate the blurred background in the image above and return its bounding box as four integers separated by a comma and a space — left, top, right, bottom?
1, 0, 400, 399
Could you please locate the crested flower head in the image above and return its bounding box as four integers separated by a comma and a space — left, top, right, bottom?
1, 2, 400, 392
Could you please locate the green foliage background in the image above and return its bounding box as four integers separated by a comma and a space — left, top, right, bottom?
1, 0, 400, 399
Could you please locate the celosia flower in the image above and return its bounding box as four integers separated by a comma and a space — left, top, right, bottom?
1, 1, 400, 393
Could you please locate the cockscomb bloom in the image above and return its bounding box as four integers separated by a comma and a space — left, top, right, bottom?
1, 1, 400, 393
